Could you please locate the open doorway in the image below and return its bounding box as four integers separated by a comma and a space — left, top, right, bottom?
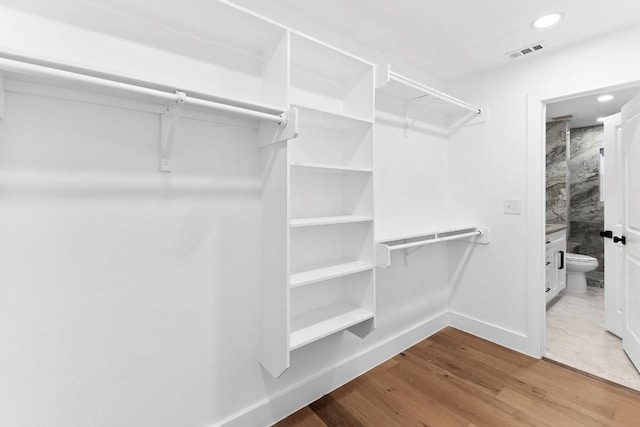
544, 86, 640, 390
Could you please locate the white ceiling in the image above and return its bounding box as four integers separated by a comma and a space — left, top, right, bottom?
3, 0, 640, 84
268, 0, 640, 82
546, 86, 640, 128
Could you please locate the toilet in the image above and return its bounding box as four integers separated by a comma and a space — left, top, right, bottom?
565, 253, 598, 293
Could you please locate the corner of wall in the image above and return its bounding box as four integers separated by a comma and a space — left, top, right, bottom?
220, 311, 449, 426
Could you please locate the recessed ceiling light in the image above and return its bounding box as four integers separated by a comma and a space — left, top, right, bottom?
597, 94, 614, 102
532, 13, 563, 29
596, 117, 606, 123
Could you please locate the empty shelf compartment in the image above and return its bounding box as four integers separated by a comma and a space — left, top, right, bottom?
289, 303, 374, 350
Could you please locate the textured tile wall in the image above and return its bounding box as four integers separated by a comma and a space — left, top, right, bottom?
569, 125, 604, 286
546, 120, 569, 225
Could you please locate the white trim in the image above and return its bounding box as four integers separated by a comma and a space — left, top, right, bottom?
527, 79, 640, 359
448, 311, 530, 355
526, 93, 547, 358
218, 312, 449, 427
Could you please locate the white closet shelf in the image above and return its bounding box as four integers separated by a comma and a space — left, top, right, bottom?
376, 64, 487, 137
376, 65, 480, 114
290, 261, 373, 288
290, 303, 374, 350
294, 104, 374, 129
290, 33, 374, 122
0, 0, 290, 112
290, 215, 374, 228
291, 33, 373, 84
375, 226, 491, 268
290, 103, 374, 125
291, 162, 373, 174
0, 56, 295, 172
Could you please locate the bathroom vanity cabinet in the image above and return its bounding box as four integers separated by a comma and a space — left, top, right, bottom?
546, 229, 567, 303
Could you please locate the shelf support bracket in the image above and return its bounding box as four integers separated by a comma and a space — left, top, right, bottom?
258, 107, 299, 148
404, 248, 411, 267
159, 91, 186, 172
404, 244, 427, 266
403, 95, 436, 138
0, 74, 5, 120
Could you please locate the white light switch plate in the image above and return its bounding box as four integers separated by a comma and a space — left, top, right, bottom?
504, 200, 522, 214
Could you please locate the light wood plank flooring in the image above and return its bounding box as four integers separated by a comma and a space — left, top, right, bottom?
275, 327, 640, 426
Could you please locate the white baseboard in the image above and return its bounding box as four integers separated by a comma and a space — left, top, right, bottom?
448, 311, 529, 356
220, 311, 449, 427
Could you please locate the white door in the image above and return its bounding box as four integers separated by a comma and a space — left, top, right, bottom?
603, 113, 624, 337
621, 92, 640, 371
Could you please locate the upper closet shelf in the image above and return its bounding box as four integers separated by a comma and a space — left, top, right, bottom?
375, 226, 490, 268
291, 33, 375, 122
376, 64, 487, 137
0, 56, 297, 171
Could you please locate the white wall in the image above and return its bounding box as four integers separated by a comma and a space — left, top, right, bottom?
0, 89, 264, 426
0, 3, 453, 426
446, 25, 640, 356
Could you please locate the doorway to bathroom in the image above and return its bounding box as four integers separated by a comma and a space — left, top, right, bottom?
544, 85, 640, 390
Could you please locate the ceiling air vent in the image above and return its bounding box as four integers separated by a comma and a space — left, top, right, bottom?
507, 42, 545, 60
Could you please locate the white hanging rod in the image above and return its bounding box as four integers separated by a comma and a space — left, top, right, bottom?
0, 57, 286, 125
389, 71, 481, 115
383, 229, 483, 251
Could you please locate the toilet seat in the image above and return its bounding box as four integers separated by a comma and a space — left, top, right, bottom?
566, 253, 597, 264
565, 253, 598, 294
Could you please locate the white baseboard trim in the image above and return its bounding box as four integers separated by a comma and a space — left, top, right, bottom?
448, 311, 530, 356
220, 311, 449, 427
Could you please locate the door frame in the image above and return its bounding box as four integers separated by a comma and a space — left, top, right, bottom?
525, 80, 640, 358
603, 113, 624, 337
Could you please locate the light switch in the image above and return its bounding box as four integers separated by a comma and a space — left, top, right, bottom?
504, 199, 522, 214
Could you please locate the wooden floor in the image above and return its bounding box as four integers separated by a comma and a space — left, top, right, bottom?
275, 327, 640, 426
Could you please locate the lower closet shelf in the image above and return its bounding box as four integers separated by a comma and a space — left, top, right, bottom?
289, 303, 374, 350
290, 261, 373, 288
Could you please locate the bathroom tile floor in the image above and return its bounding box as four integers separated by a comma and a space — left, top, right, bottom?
546, 286, 640, 391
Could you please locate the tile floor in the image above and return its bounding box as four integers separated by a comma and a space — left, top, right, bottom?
546, 286, 640, 391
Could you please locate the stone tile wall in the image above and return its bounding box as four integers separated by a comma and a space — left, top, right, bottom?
546, 120, 569, 225
569, 125, 604, 286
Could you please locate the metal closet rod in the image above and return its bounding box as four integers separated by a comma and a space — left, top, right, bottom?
389, 71, 481, 115
386, 229, 483, 251
0, 57, 286, 125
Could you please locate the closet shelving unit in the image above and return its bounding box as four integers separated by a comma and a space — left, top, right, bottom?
174, 1, 290, 112
375, 226, 491, 268
0, 1, 371, 378
261, 32, 376, 378
0, 1, 294, 171
376, 65, 487, 136
290, 34, 374, 121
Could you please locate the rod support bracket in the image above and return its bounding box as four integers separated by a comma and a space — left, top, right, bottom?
258, 107, 298, 148
404, 248, 411, 267
403, 96, 436, 138
160, 91, 186, 172
464, 227, 491, 245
